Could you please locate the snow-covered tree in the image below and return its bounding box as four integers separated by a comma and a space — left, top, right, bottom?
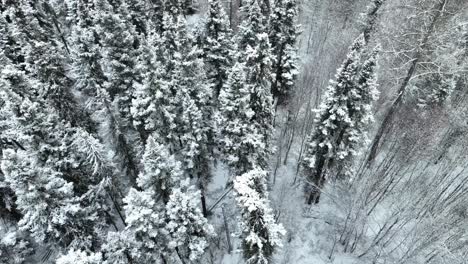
238, 0, 269, 52
56, 249, 103, 264
138, 135, 183, 202
302, 36, 380, 204
269, 0, 300, 103
122, 189, 166, 263
244, 33, 274, 152
101, 231, 135, 264
66, 0, 141, 187
217, 62, 268, 173
1, 148, 80, 245
203, 0, 236, 98
219, 0, 275, 174
156, 10, 215, 214
118, 134, 212, 262
0, 63, 110, 249
0, 230, 34, 264
164, 180, 214, 262
233, 168, 285, 264
3, 0, 95, 131
360, 0, 386, 43
131, 30, 174, 143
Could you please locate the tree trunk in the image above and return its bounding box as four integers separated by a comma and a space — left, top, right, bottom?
200, 182, 208, 217
366, 0, 447, 165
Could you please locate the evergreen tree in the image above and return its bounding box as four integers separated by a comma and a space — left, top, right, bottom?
0, 229, 34, 264
130, 28, 172, 143
238, 0, 268, 52
122, 189, 166, 263
218, 22, 280, 264
217, 62, 266, 173
233, 168, 285, 264
219, 0, 275, 173
113, 135, 213, 263
243, 33, 274, 156
164, 180, 214, 262
67, 0, 141, 188
3, 0, 95, 131
56, 249, 103, 264
203, 0, 236, 98
2, 148, 80, 245
302, 36, 380, 204
156, 10, 214, 214
0, 62, 111, 250
269, 0, 300, 103
137, 135, 183, 202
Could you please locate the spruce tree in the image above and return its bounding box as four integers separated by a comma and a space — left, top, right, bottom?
238, 0, 268, 52
218, 2, 282, 261
233, 168, 285, 264
137, 135, 183, 202
203, 0, 236, 98
218, 0, 275, 172
217, 62, 265, 173
122, 188, 166, 263
158, 10, 214, 214
164, 180, 214, 261
119, 135, 213, 263
56, 249, 103, 264
67, 0, 141, 188
302, 36, 379, 204
0, 67, 110, 249
269, 0, 300, 103
3, 0, 95, 131
243, 33, 274, 162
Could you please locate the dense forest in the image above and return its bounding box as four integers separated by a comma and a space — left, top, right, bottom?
0, 0, 467, 263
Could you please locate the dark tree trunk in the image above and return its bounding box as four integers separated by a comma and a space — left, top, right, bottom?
366, 0, 447, 165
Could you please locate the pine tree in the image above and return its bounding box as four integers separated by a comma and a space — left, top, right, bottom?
0, 62, 111, 249
302, 36, 379, 204
157, 10, 214, 214
164, 180, 214, 261
0, 229, 34, 264
117, 135, 213, 263
56, 249, 103, 264
137, 135, 183, 202
269, 0, 300, 103
122, 189, 166, 263
233, 168, 285, 264
244, 33, 274, 153
217, 62, 267, 173
3, 0, 95, 131
218, 12, 281, 262
67, 0, 141, 188
203, 0, 236, 98
238, 0, 268, 52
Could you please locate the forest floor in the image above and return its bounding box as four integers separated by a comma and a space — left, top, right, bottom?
204, 108, 360, 264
